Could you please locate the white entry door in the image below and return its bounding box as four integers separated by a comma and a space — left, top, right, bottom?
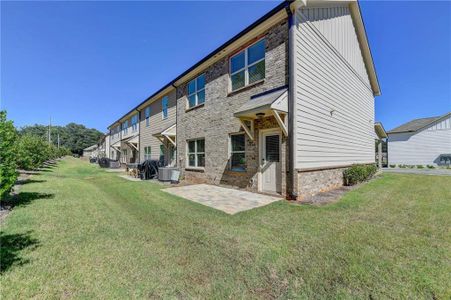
261, 131, 281, 194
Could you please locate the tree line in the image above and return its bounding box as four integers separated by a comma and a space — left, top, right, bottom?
19, 122, 103, 155
0, 111, 103, 200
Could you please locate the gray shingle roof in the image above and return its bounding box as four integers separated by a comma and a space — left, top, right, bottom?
388, 112, 450, 134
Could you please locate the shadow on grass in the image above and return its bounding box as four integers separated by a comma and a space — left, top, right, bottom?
15, 179, 46, 185
0, 231, 39, 273
3, 192, 54, 208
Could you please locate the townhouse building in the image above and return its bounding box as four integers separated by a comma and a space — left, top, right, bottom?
105, 0, 381, 199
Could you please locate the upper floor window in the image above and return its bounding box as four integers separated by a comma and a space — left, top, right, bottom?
230, 39, 265, 91
116, 125, 120, 138
131, 114, 139, 132
145, 107, 151, 127
187, 74, 205, 108
122, 120, 128, 135
162, 96, 168, 119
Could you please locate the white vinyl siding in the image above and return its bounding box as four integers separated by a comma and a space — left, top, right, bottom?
300, 6, 370, 86
388, 116, 451, 166
293, 6, 375, 170
139, 90, 177, 163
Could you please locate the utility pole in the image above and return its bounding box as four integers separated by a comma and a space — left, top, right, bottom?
48, 116, 52, 144
57, 133, 60, 149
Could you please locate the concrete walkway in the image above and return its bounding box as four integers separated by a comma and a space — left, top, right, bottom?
162, 184, 282, 214
383, 168, 451, 176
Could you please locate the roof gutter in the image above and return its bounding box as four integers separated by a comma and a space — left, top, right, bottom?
107, 1, 291, 130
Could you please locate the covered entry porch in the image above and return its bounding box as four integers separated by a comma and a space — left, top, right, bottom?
154, 123, 177, 167
234, 87, 288, 195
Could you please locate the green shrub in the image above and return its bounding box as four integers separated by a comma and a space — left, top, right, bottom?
407, 165, 415, 169
0, 111, 18, 200
399, 164, 406, 168
343, 164, 378, 186
389, 164, 396, 168
416, 165, 424, 169
426, 165, 435, 169
16, 135, 52, 170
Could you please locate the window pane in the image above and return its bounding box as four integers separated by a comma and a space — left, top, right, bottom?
188, 154, 196, 166
265, 135, 280, 162
197, 139, 205, 153
248, 39, 265, 64
188, 141, 196, 153
231, 153, 246, 171
231, 71, 245, 91
197, 154, 205, 167
231, 134, 245, 152
197, 90, 205, 105
196, 74, 205, 90
188, 95, 196, 108
248, 60, 265, 84
231, 51, 245, 73
188, 80, 196, 95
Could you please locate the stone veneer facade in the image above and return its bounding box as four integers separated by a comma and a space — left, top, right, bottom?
296, 167, 347, 199
176, 20, 289, 195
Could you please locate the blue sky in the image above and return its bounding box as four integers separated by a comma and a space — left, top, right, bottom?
1, 1, 450, 132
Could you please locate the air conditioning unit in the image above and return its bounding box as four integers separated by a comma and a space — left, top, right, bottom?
158, 167, 179, 182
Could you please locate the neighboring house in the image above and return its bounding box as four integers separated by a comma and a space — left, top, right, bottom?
83, 144, 98, 158
108, 110, 140, 164
387, 112, 451, 166
97, 134, 110, 158
374, 122, 388, 168
105, 0, 381, 199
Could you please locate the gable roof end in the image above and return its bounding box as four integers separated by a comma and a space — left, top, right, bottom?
388, 112, 451, 134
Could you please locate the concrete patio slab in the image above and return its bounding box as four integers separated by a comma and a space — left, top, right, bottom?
162, 184, 282, 214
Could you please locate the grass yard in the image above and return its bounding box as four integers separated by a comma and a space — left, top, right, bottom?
1, 158, 450, 298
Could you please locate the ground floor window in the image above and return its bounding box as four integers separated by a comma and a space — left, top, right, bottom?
230, 133, 246, 171
121, 149, 127, 163
144, 146, 151, 160
187, 138, 205, 168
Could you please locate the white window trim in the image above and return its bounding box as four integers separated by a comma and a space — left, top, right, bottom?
229, 133, 246, 171
186, 138, 205, 169
187, 74, 206, 109
229, 38, 265, 92
162, 96, 168, 120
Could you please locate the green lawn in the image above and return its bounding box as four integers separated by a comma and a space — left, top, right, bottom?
1, 158, 450, 298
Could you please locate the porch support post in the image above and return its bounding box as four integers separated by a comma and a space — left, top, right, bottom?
378, 140, 382, 169
238, 118, 254, 141
128, 142, 139, 152
165, 135, 176, 147
272, 110, 288, 137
